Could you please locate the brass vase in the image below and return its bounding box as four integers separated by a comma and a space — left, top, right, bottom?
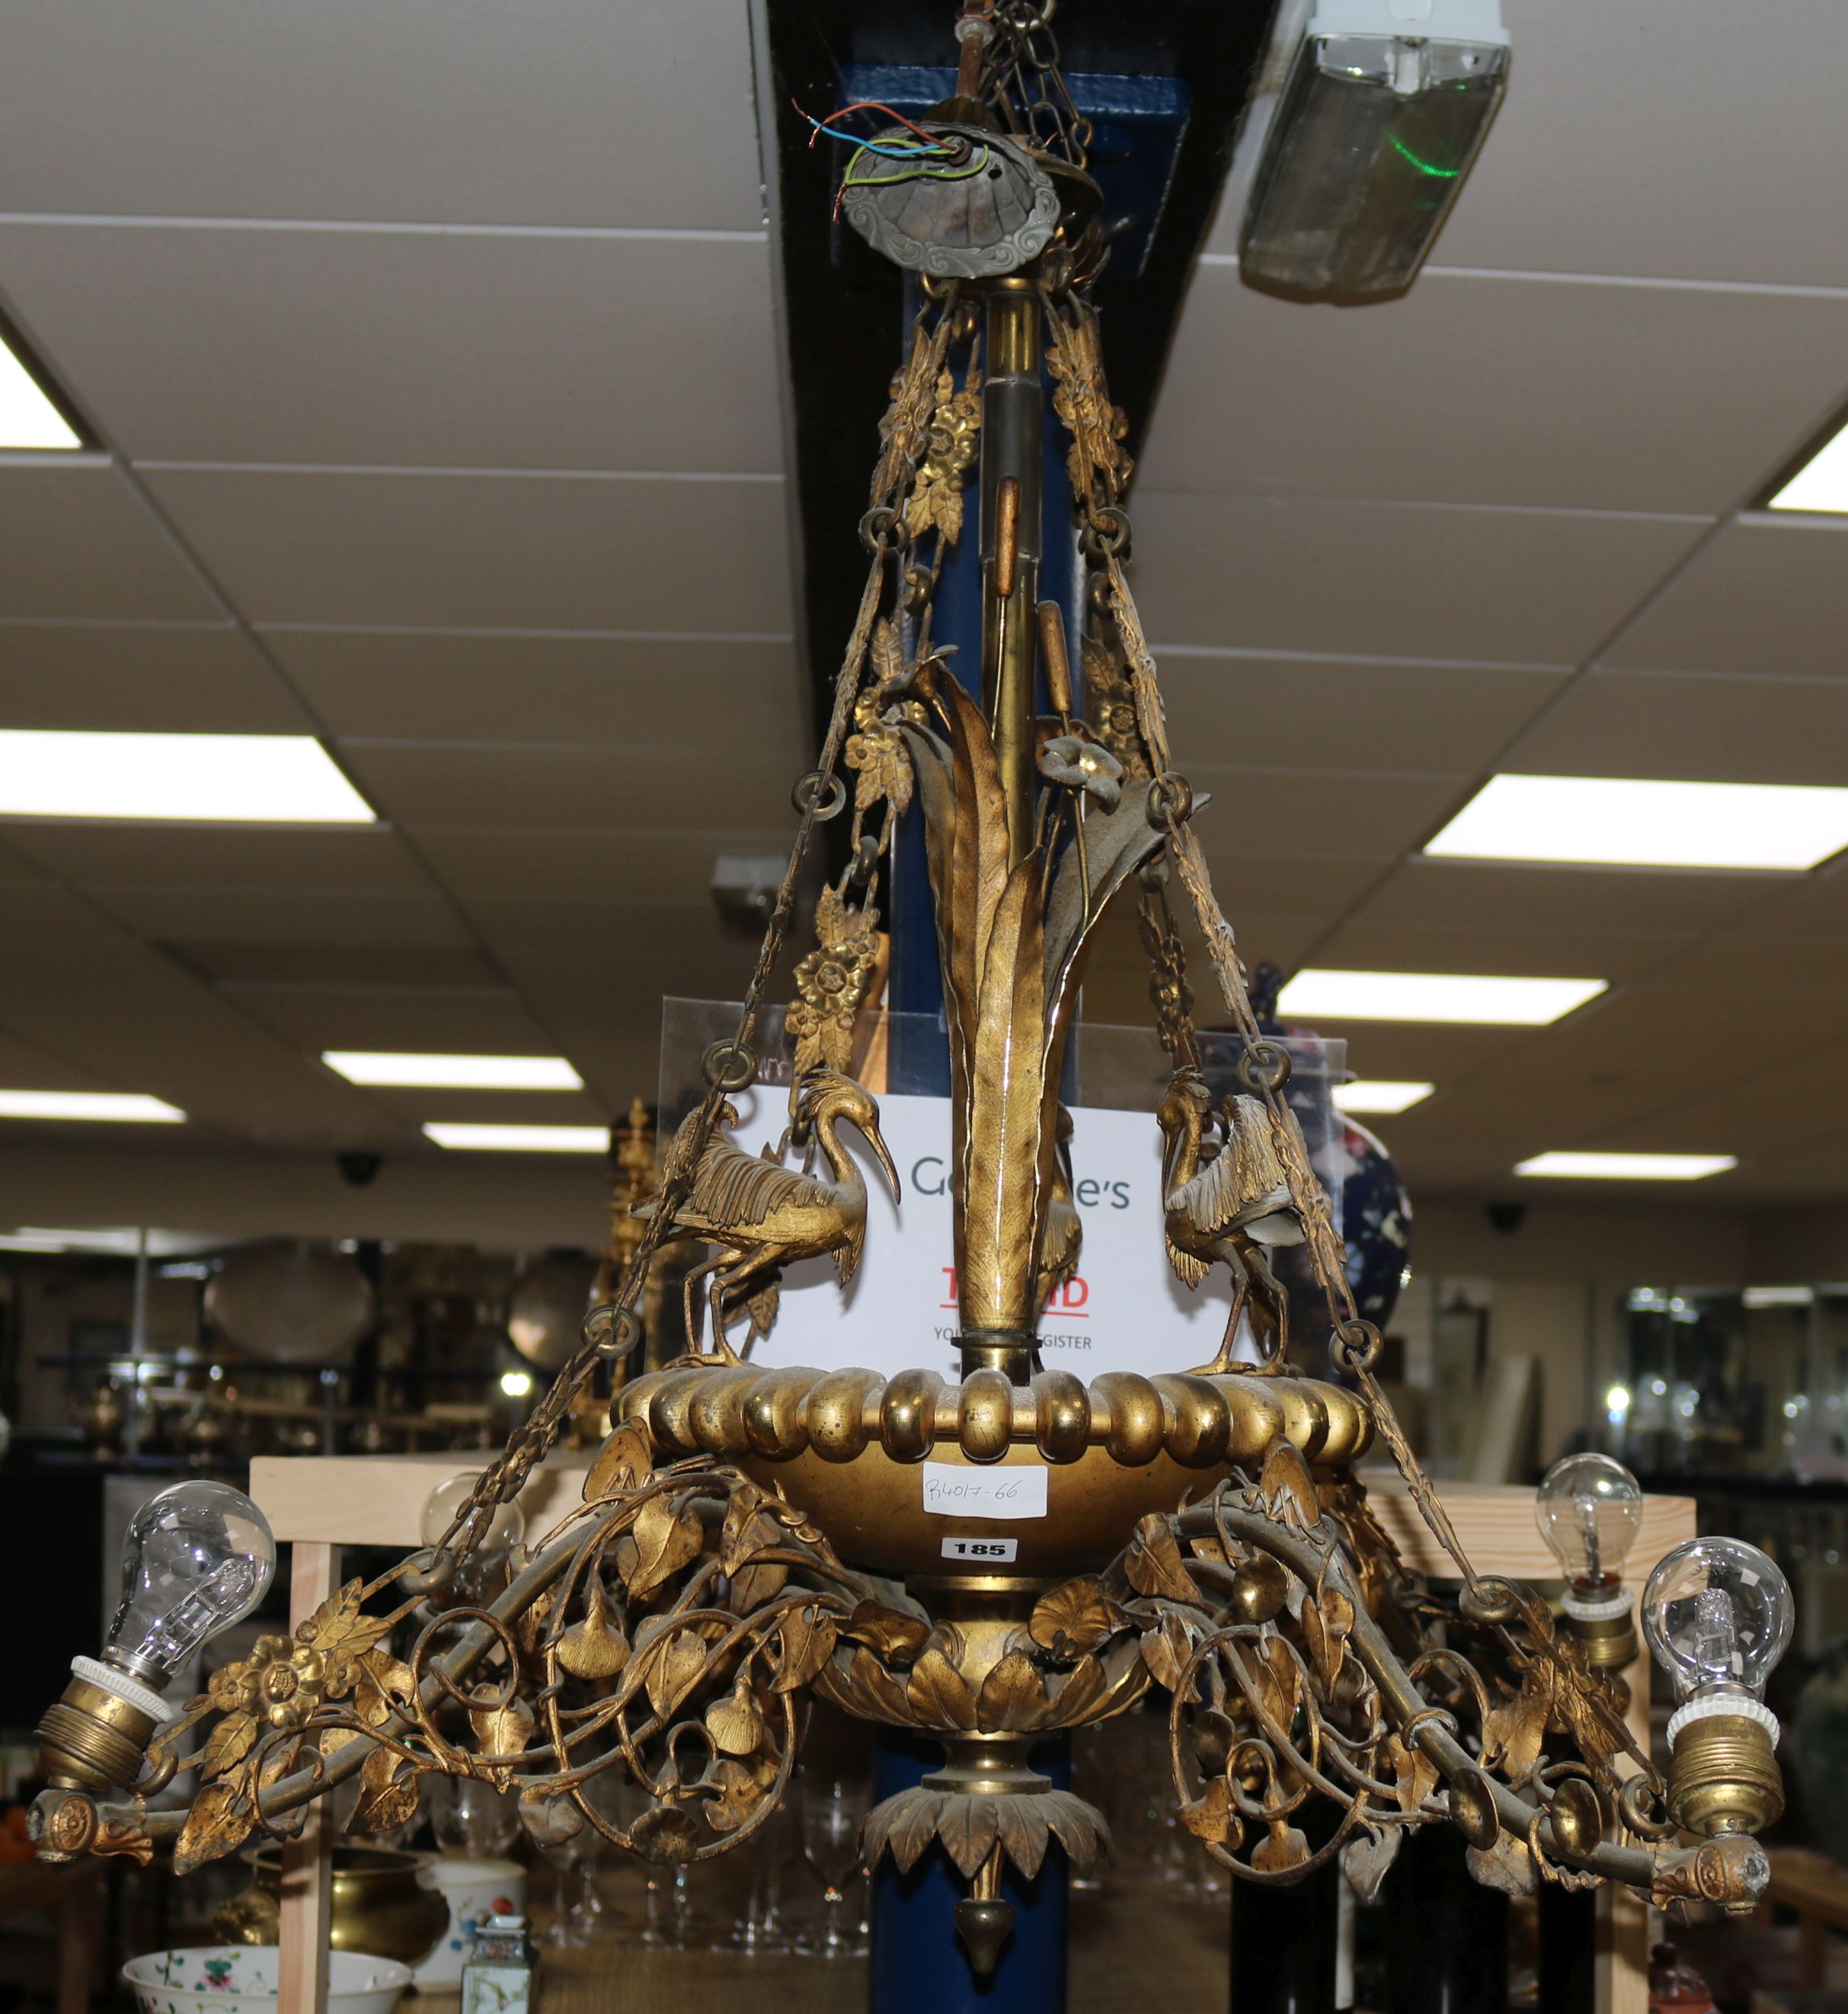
215, 1845, 449, 1966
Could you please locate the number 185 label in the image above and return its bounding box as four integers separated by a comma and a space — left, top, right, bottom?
940, 1536, 1018, 1563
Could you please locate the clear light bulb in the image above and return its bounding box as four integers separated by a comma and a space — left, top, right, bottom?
1643, 1538, 1792, 1712
103, 1481, 276, 1687
420, 1472, 526, 1552
1536, 1453, 1643, 1613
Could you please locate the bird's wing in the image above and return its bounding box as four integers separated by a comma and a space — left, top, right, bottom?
833, 1213, 867, 1287
1169, 1144, 1247, 1240
1163, 1229, 1210, 1290
679, 1137, 819, 1233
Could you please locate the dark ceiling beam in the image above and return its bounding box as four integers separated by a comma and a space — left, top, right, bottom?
760, 0, 1280, 743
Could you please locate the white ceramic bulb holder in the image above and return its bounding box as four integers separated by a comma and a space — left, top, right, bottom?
71, 1656, 171, 1725
1562, 1587, 1634, 1624
1667, 1690, 1781, 1751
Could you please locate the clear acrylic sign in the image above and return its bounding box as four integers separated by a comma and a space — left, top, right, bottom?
659, 1001, 1344, 1384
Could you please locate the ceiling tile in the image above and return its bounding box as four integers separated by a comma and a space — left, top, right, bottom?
5, 823, 433, 893
1722, 859, 1848, 941
1202, 851, 1394, 914
407, 828, 798, 903
1718, 1138, 1848, 1203
0, 622, 305, 730
228, 986, 543, 1055
341, 743, 798, 833
266, 631, 803, 755
85, 887, 471, 948
2, 227, 780, 472
497, 920, 756, 1002
140, 468, 790, 631
1506, 667, 1848, 785
1310, 920, 1675, 985
0, 937, 400, 1146
0, 463, 220, 621
1140, 267, 1848, 514
1160, 652, 1565, 775
1130, 491, 1706, 664
355, 1085, 607, 1127
1552, 975, 1848, 1067
0, 0, 763, 229
1187, 766, 1468, 862
0, 1025, 107, 1089
1355, 858, 1773, 938
0, 881, 123, 944
175, 944, 501, 988
1606, 519, 1848, 679
1624, 1043, 1848, 1161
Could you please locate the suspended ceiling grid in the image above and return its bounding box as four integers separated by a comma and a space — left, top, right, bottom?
0, 0, 1845, 1216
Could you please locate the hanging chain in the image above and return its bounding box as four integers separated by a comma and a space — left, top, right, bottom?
1032, 275, 1482, 1593
974, 1, 1094, 168
420, 302, 961, 1571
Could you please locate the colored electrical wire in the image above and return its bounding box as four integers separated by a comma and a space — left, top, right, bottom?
791, 98, 959, 159
841, 145, 993, 189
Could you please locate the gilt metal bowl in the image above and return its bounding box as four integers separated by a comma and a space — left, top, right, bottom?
617, 1361, 1372, 1579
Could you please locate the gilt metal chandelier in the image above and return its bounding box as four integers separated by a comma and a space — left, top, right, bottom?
29, 0, 1792, 1977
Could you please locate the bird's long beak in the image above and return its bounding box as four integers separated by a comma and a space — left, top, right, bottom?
867, 1124, 901, 1204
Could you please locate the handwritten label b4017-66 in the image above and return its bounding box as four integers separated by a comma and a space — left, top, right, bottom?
919, 1463, 1049, 1520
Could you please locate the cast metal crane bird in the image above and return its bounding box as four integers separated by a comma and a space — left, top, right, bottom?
1156, 1066, 1305, 1375
638, 1068, 900, 1364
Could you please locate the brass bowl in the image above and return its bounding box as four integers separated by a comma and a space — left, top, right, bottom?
215, 1846, 449, 1967
617, 1363, 1370, 1581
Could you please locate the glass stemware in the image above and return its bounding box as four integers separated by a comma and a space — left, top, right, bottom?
798, 1776, 868, 1958
541, 1827, 603, 1948
428, 1777, 520, 1859
720, 1795, 795, 1955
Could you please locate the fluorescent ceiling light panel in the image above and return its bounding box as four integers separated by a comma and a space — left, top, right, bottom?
424, 1123, 607, 1153
0, 1090, 184, 1122
1333, 1080, 1434, 1115
325, 1052, 583, 1091
1744, 1285, 1814, 1309
1770, 418, 1848, 513
1515, 1152, 1736, 1181
0, 1226, 144, 1252
0, 334, 81, 451
1278, 969, 1605, 1025
0, 732, 375, 823
1427, 774, 1848, 871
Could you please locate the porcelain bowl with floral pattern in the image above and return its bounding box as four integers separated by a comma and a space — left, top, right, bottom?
123, 1945, 411, 2014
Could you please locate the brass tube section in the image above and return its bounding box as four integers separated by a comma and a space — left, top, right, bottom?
995, 479, 1020, 602
1038, 600, 1073, 718
980, 285, 1042, 868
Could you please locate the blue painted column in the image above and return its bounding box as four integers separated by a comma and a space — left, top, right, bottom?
874, 280, 1082, 2013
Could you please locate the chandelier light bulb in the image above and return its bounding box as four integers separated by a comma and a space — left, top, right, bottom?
1535, 1453, 1643, 1619
1643, 1538, 1793, 1747
420, 1472, 526, 1552
102, 1482, 277, 1692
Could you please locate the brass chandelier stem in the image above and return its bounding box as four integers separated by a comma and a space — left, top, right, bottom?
980, 281, 1043, 866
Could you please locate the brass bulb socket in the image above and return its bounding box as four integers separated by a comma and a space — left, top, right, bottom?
1668, 1711, 1784, 1839
36, 1674, 159, 1794
1568, 1607, 1639, 1671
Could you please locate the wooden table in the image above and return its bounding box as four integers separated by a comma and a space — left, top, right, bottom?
247, 1454, 1694, 2014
